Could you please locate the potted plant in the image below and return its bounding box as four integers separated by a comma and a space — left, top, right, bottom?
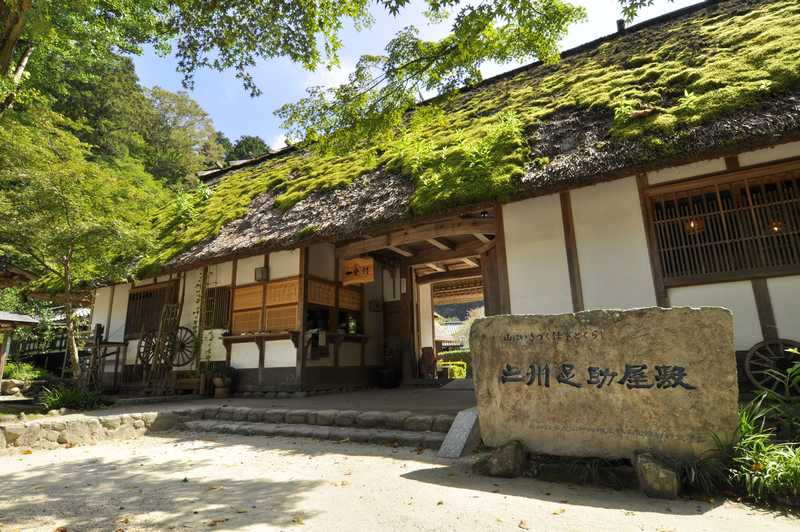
212, 366, 236, 399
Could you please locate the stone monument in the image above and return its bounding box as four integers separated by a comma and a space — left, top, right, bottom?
470, 307, 738, 460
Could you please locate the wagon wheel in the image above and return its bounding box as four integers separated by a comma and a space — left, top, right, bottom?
169, 326, 197, 367
137, 332, 157, 366
744, 339, 800, 398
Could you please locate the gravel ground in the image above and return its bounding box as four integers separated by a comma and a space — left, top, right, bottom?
0, 433, 796, 532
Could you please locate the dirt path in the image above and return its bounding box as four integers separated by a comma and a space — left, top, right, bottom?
0, 434, 795, 532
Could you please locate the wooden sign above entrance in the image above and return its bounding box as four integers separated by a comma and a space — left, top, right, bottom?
342, 257, 374, 286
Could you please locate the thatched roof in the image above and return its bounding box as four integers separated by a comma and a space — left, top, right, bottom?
150, 0, 800, 273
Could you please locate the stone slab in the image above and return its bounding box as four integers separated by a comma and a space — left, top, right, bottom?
470, 308, 738, 460
438, 407, 481, 458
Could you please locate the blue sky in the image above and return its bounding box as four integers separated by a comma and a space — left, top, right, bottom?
133, 0, 698, 149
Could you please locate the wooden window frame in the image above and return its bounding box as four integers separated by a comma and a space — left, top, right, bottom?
203, 285, 232, 330
643, 158, 800, 288
124, 280, 179, 339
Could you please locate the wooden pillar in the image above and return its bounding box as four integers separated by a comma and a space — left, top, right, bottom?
257, 338, 265, 388
493, 204, 511, 314
0, 332, 9, 393
230, 258, 238, 331
560, 192, 584, 312
752, 278, 778, 341
104, 284, 115, 341
636, 173, 670, 307
398, 265, 416, 382
197, 266, 209, 368
295, 248, 309, 389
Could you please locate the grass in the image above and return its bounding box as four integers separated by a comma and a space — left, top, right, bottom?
140, 0, 800, 273
2, 361, 46, 381
38, 386, 107, 412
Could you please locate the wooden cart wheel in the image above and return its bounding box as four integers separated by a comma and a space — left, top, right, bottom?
169, 326, 197, 367
137, 332, 157, 366
744, 339, 800, 398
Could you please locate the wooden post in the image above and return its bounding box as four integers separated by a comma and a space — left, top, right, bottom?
197, 266, 209, 371
493, 204, 511, 314
636, 173, 670, 307
752, 279, 778, 341
230, 258, 238, 331
104, 284, 115, 341
560, 192, 584, 312
0, 332, 9, 393
257, 339, 265, 389
295, 248, 309, 390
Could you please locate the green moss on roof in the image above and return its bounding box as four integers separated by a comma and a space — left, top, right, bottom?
144, 0, 800, 272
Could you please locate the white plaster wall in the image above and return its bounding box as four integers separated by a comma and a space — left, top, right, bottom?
418, 282, 434, 349
108, 283, 130, 342
179, 270, 202, 329
571, 177, 657, 310
207, 261, 233, 286
339, 342, 361, 366
767, 275, 800, 340
270, 249, 300, 279
92, 286, 113, 334
669, 281, 762, 351
265, 339, 297, 368
308, 243, 336, 281
236, 255, 264, 286
201, 330, 228, 362
230, 342, 259, 369
739, 140, 800, 167
503, 195, 573, 315
647, 158, 726, 185
126, 338, 139, 364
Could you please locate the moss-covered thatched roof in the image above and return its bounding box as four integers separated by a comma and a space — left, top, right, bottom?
148, 0, 800, 273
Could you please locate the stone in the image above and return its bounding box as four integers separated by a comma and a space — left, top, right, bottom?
0, 429, 5, 448
422, 432, 446, 450
334, 410, 359, 427
634, 452, 681, 499
473, 440, 528, 478
99, 416, 122, 430
264, 409, 288, 423
0, 414, 18, 423
246, 410, 264, 422
286, 410, 310, 424
315, 410, 338, 426
438, 407, 482, 459
141, 412, 158, 426
432, 414, 456, 433
2, 423, 25, 445
149, 413, 179, 432
133, 419, 145, 429
356, 411, 387, 428
471, 308, 738, 460
276, 392, 292, 399
403, 415, 434, 432
384, 411, 412, 429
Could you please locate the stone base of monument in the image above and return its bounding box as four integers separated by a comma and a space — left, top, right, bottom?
633, 452, 681, 499
472, 440, 528, 478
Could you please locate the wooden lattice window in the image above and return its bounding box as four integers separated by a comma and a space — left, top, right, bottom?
648, 166, 800, 286
125, 281, 179, 338
203, 286, 231, 329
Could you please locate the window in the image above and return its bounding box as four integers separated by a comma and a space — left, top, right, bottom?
648, 164, 800, 285
125, 281, 179, 337
203, 286, 231, 329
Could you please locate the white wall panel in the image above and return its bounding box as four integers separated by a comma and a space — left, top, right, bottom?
270, 249, 300, 279
503, 195, 573, 315
308, 243, 336, 281
236, 255, 263, 286
265, 339, 297, 368
647, 158, 726, 185
230, 342, 259, 369
571, 177, 657, 310
767, 275, 800, 340
201, 330, 228, 361
339, 342, 362, 366
739, 141, 800, 167
418, 283, 434, 349
207, 260, 233, 286
669, 281, 762, 351
92, 286, 113, 335
108, 283, 130, 342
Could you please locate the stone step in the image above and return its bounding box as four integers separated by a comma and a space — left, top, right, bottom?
185, 406, 456, 434
182, 419, 447, 449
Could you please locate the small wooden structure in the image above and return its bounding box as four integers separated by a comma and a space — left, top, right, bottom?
0, 311, 39, 392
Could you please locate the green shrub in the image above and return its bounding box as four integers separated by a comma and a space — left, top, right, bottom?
2, 361, 46, 381
38, 386, 106, 411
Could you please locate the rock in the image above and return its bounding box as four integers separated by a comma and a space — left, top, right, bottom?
8, 387, 21, 396
0, 414, 18, 423
470, 308, 739, 461
99, 416, 122, 430
149, 413, 179, 432
334, 410, 359, 427
634, 452, 681, 499
47, 409, 61, 417
422, 432, 446, 450
286, 410, 310, 424
315, 410, 338, 426
403, 415, 434, 432
133, 419, 145, 429
356, 411, 387, 428
246, 409, 264, 422
264, 409, 288, 423
231, 408, 250, 422
2, 423, 25, 445
0, 429, 5, 448
432, 414, 455, 433
384, 411, 412, 429
438, 407, 481, 459
473, 441, 528, 478
276, 392, 292, 399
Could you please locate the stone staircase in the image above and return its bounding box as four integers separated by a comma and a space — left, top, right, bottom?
178, 406, 455, 450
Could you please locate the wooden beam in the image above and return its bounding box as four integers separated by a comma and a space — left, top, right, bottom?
426, 237, 453, 250
462, 257, 479, 268
296, 247, 308, 390
335, 218, 497, 258
387, 245, 414, 258
493, 203, 511, 315
416, 267, 481, 285
473, 233, 491, 243
560, 192, 584, 313
425, 263, 446, 273
636, 173, 669, 307
751, 279, 778, 341
402, 240, 484, 266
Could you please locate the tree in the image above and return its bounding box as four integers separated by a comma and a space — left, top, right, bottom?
216, 131, 233, 156
0, 106, 167, 378
226, 135, 270, 161
142, 87, 224, 185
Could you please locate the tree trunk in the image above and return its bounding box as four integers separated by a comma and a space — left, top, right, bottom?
64, 261, 81, 380
0, 0, 33, 116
